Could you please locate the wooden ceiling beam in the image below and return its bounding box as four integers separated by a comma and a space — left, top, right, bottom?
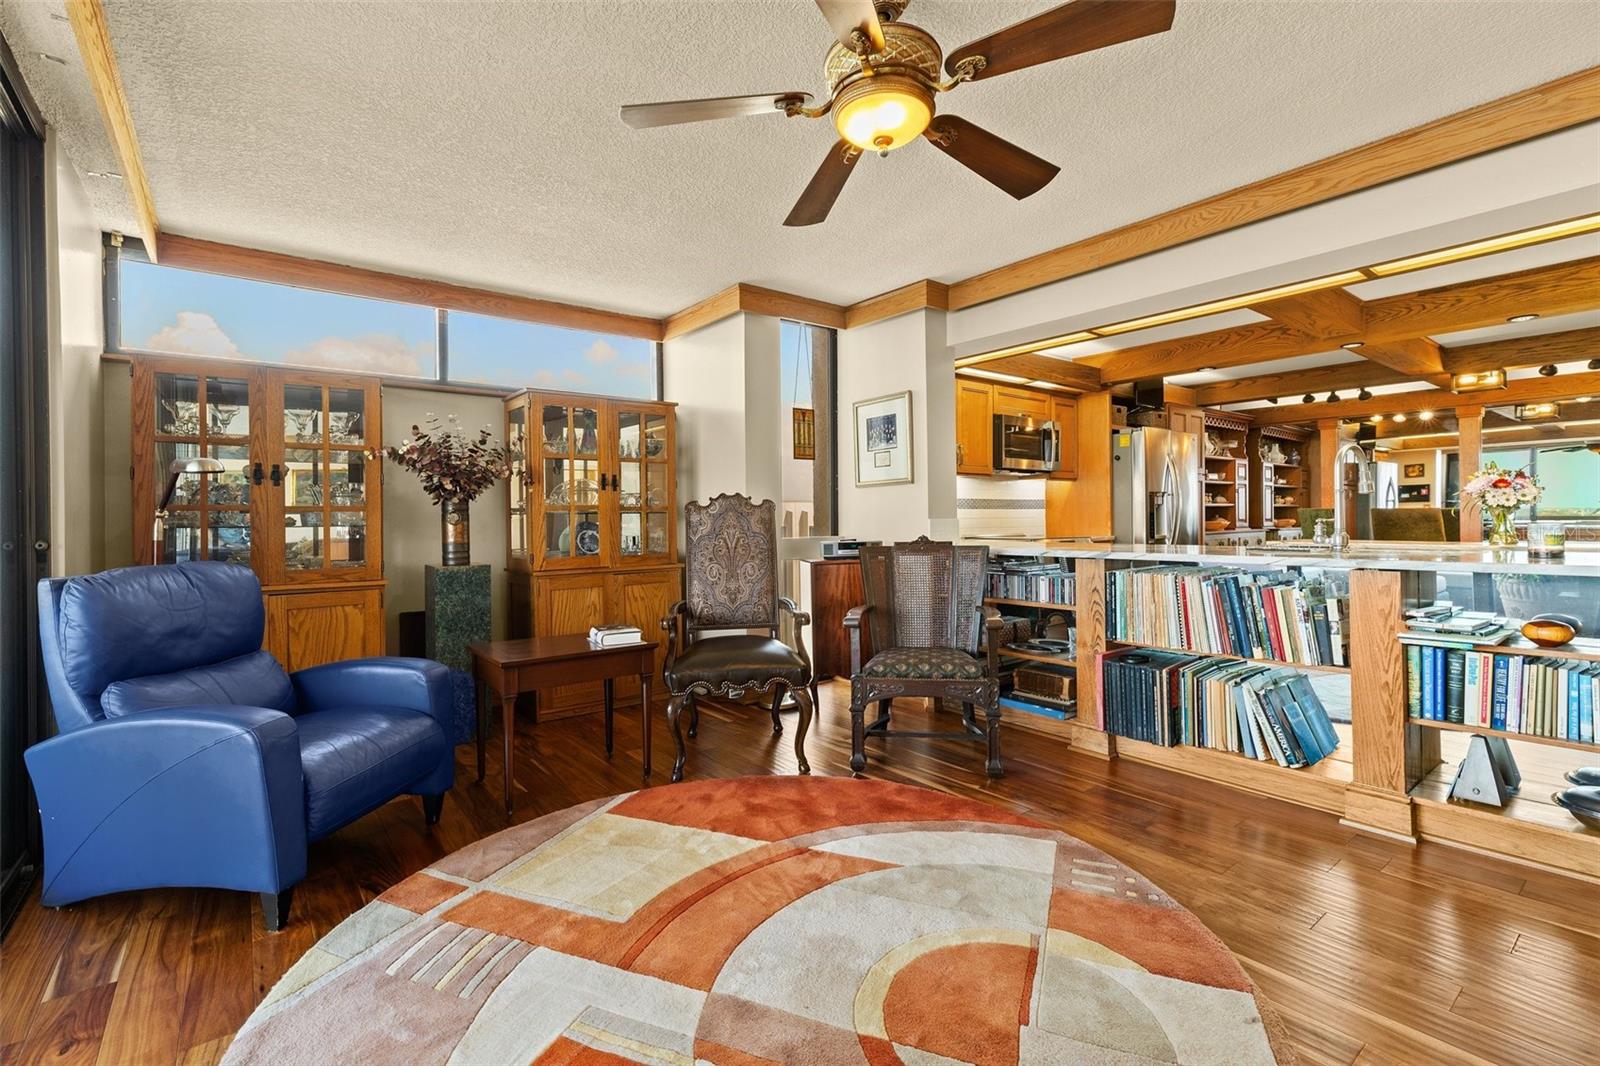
946, 67, 1600, 310
1354, 336, 1447, 384
844, 280, 950, 329
160, 234, 667, 340
1192, 361, 1411, 406
66, 0, 159, 260
1377, 419, 1600, 450
736, 285, 847, 330
1440, 325, 1600, 374
1250, 288, 1366, 338
1095, 257, 1600, 384
1248, 370, 1600, 426
970, 353, 1101, 391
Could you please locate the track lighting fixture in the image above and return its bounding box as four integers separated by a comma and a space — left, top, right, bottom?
1589, 359, 1600, 371
1325, 391, 1339, 403
1538, 364, 1557, 377
1266, 396, 1278, 404
1357, 388, 1372, 401
1303, 393, 1315, 404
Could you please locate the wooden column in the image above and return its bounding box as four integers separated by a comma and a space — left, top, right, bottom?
1067, 558, 1114, 758
1456, 404, 1483, 542
1314, 418, 1340, 508
1342, 568, 1421, 841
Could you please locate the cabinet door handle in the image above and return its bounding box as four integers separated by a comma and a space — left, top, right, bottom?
269, 464, 282, 487
956, 443, 964, 466
251, 462, 264, 485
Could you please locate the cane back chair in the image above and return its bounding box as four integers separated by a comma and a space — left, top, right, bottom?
660, 494, 816, 782
844, 537, 1005, 777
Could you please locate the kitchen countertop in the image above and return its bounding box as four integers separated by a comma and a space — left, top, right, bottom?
957, 539, 1600, 578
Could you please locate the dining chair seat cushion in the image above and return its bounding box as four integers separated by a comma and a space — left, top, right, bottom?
665, 635, 809, 693
862, 646, 985, 681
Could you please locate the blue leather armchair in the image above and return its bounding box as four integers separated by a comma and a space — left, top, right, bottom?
26, 561, 454, 930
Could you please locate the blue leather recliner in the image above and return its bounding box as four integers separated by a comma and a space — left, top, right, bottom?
26, 561, 454, 930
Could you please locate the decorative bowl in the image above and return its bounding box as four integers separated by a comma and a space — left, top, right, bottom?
1520, 613, 1581, 648
1552, 786, 1600, 831
1205, 518, 1230, 532
1564, 767, 1600, 787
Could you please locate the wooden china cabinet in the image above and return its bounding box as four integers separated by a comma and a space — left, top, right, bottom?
131, 355, 385, 671
503, 390, 683, 717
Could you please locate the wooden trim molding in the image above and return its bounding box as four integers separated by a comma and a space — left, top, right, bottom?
1249, 369, 1600, 426
66, 0, 159, 260
946, 66, 1600, 310
159, 234, 664, 341
963, 352, 1100, 391
661, 283, 847, 340
843, 280, 951, 329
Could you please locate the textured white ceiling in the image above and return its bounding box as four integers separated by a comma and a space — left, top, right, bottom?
5, 0, 1599, 317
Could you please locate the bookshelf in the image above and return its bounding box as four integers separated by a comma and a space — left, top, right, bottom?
1105, 638, 1351, 675
1410, 717, 1600, 755
1202, 415, 1250, 535
985, 557, 1081, 727
985, 597, 1076, 612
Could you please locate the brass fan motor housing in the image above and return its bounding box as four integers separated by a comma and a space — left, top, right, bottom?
824, 20, 944, 97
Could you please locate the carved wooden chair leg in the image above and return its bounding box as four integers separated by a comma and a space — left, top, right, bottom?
984, 700, 1004, 778
769, 684, 787, 735
849, 693, 867, 776
666, 694, 689, 783
686, 694, 699, 739
792, 685, 813, 775
868, 698, 892, 732
810, 680, 820, 716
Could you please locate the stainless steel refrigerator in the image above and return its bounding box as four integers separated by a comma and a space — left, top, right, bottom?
1111, 427, 1201, 545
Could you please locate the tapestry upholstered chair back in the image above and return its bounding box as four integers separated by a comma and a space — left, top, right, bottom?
683, 493, 779, 632
858, 538, 988, 655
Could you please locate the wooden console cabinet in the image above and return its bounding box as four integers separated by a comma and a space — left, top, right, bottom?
131, 355, 386, 670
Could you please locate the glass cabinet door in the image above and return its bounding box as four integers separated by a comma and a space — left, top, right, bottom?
276, 380, 379, 581
506, 398, 529, 564
149, 370, 254, 566
536, 399, 606, 568
614, 404, 672, 563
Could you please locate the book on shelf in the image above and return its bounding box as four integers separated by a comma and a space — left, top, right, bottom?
1408, 645, 1598, 743
589, 624, 643, 647
1099, 648, 1341, 767
1399, 605, 1517, 647
1106, 566, 1347, 667
986, 563, 1075, 605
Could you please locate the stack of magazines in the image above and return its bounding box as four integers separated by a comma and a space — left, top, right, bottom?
1398, 604, 1516, 647
589, 624, 643, 647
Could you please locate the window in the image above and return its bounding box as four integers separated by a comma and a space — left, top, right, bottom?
778, 320, 836, 538
1451, 444, 1600, 520
445, 312, 655, 397
110, 246, 660, 399
119, 259, 439, 377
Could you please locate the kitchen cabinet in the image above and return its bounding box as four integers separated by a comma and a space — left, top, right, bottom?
955, 379, 994, 474
993, 386, 1050, 420
1049, 396, 1079, 480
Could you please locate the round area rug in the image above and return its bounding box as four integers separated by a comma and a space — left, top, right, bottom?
224, 776, 1292, 1065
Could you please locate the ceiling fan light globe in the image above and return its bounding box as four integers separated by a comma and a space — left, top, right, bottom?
833, 78, 931, 153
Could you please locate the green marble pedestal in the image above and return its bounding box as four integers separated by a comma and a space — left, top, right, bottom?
426, 564, 491, 744
425, 564, 491, 670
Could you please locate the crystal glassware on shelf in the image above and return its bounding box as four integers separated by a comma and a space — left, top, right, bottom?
287, 409, 319, 442
329, 411, 361, 443
209, 404, 241, 436
162, 400, 200, 436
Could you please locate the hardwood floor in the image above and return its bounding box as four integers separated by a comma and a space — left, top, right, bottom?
3, 681, 1595, 1065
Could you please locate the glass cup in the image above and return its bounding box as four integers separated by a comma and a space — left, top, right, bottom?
1526, 521, 1566, 557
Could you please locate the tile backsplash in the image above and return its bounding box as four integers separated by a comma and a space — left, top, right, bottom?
957, 476, 1046, 538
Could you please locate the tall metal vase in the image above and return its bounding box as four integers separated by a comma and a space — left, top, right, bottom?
440, 498, 471, 566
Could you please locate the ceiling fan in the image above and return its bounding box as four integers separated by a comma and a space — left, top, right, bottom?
621, 0, 1178, 225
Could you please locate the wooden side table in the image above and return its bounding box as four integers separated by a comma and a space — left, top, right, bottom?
468, 635, 659, 819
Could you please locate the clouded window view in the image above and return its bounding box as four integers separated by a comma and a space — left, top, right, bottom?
118, 259, 657, 399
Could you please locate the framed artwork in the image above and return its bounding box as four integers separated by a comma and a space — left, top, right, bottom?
792, 407, 815, 460
853, 390, 913, 486
1402, 463, 1426, 479
1398, 483, 1431, 503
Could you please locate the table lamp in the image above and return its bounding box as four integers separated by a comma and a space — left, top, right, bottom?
152, 456, 226, 563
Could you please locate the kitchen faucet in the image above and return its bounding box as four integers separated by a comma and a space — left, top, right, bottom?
1330, 440, 1374, 550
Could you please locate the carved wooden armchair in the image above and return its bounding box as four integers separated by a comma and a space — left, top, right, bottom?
844, 538, 1004, 777
660, 494, 815, 783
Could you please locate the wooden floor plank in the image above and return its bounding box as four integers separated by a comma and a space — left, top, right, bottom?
2, 682, 1594, 1065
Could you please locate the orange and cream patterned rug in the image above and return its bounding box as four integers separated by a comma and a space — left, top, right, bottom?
223, 776, 1292, 1064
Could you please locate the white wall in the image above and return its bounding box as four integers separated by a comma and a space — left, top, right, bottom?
662, 311, 785, 510
836, 309, 957, 543
44, 133, 105, 576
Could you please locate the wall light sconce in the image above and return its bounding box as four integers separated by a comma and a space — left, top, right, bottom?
1514, 402, 1560, 419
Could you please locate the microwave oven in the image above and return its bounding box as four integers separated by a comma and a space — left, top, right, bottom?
992, 413, 1059, 474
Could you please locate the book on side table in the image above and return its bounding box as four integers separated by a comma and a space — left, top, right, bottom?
590, 624, 644, 648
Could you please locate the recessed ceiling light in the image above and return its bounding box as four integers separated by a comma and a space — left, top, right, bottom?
1340, 342, 1365, 350
1393, 413, 1407, 423
1198, 366, 1217, 372
1370, 414, 1384, 423
1507, 314, 1540, 323
1538, 364, 1558, 377
1575, 396, 1592, 403
1419, 410, 1434, 420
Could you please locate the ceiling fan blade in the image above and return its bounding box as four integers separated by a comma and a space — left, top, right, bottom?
922, 116, 1060, 200
784, 139, 863, 227
814, 0, 886, 55
620, 92, 812, 129
945, 0, 1176, 82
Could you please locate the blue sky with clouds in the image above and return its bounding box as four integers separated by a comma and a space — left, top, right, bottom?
121, 260, 654, 396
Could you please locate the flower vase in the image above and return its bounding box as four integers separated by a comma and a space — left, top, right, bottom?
1487, 507, 1518, 547
440, 498, 471, 566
